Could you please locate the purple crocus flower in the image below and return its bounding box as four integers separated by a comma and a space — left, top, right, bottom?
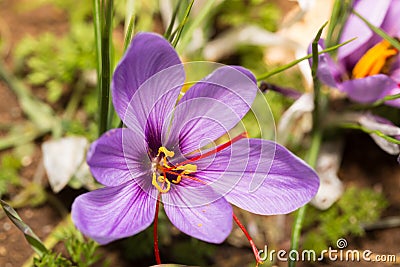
316, 0, 400, 107
71, 33, 319, 256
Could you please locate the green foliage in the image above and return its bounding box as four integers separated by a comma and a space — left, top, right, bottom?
216, 1, 280, 32
33, 224, 101, 267
2, 199, 101, 266
33, 253, 73, 267
171, 238, 216, 266
121, 210, 170, 261
303, 187, 388, 254
121, 226, 155, 261
0, 154, 22, 196
61, 227, 101, 267
14, 22, 95, 103
237, 45, 267, 75
1, 200, 48, 257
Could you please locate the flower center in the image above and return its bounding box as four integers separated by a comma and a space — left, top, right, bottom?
151, 132, 248, 193
152, 147, 197, 193
352, 39, 398, 79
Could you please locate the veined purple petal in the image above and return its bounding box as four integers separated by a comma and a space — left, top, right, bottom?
87, 128, 151, 187
194, 139, 319, 215
162, 185, 232, 243
112, 33, 185, 137
381, 0, 400, 36
338, 0, 391, 63
339, 74, 397, 103
71, 179, 158, 245
164, 66, 258, 155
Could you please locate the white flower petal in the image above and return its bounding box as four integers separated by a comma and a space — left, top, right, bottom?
311, 142, 344, 210
42, 137, 89, 193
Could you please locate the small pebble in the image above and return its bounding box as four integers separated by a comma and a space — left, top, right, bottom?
0, 232, 6, 240
23, 209, 33, 219
0, 246, 7, 256
2, 222, 11, 231
21, 156, 32, 166
42, 224, 52, 235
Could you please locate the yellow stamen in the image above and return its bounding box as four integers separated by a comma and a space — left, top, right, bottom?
153, 147, 199, 191
172, 174, 182, 184
158, 147, 174, 158
152, 172, 170, 193
171, 164, 197, 183
352, 40, 398, 79
175, 164, 197, 172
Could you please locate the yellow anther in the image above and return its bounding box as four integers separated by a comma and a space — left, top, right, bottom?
158, 147, 175, 158
171, 164, 197, 183
172, 175, 182, 184
175, 164, 197, 172
352, 40, 398, 79
153, 147, 199, 190
157, 175, 165, 182
152, 172, 170, 193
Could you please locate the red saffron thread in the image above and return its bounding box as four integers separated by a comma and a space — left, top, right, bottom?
154, 193, 161, 265
168, 132, 248, 170
233, 212, 264, 265
165, 169, 206, 184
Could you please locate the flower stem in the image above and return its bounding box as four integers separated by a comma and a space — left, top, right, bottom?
97, 0, 114, 136
340, 123, 400, 145
154, 194, 161, 265
233, 213, 263, 265
288, 22, 326, 267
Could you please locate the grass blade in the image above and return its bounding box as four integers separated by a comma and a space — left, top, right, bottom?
353, 10, 400, 51
256, 37, 356, 81
1, 200, 48, 257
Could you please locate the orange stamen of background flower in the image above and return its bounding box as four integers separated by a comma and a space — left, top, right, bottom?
352, 40, 398, 79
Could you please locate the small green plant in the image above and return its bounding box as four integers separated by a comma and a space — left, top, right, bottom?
216, 0, 280, 32
14, 23, 95, 103
32, 225, 102, 267
33, 253, 73, 267
303, 186, 388, 254
0, 154, 22, 197
61, 227, 101, 267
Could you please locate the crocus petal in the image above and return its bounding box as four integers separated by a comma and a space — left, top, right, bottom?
358, 113, 400, 155
385, 87, 400, 108
311, 40, 344, 88
162, 185, 232, 243
358, 113, 400, 136
194, 139, 319, 215
380, 0, 400, 36
164, 66, 257, 155
71, 179, 158, 245
370, 134, 400, 155
87, 128, 151, 187
339, 74, 397, 103
112, 33, 185, 135
338, 0, 391, 63
386, 69, 400, 107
